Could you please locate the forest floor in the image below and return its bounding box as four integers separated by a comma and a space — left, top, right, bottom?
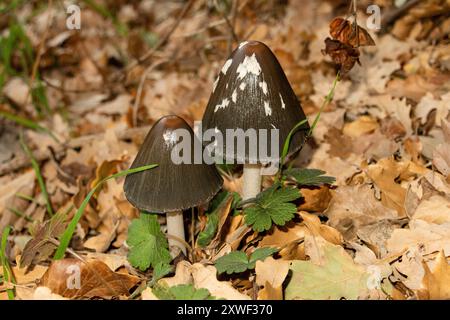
0, 0, 449, 300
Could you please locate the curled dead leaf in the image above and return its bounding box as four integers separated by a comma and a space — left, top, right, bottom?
41, 259, 140, 299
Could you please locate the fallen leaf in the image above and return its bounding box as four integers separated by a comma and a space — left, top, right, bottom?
255, 257, 290, 297
41, 259, 140, 298
189, 263, 251, 300
387, 219, 450, 256
343, 116, 379, 138
325, 184, 398, 240
285, 241, 372, 300
420, 251, 450, 299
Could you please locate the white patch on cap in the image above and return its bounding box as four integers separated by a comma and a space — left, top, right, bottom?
232, 89, 237, 103
163, 130, 178, 148
212, 76, 219, 92
259, 81, 268, 95
263, 101, 272, 116
221, 59, 232, 75
238, 41, 248, 49
236, 53, 261, 80
279, 93, 285, 109
239, 82, 246, 91
271, 123, 276, 129
214, 98, 230, 112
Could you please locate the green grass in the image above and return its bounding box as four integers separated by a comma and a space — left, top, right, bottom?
53, 164, 158, 260
0, 15, 51, 118
0, 111, 58, 142
277, 71, 341, 179
19, 134, 54, 217
1, 226, 15, 300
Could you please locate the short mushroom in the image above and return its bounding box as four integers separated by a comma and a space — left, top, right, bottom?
124, 115, 223, 255
202, 40, 310, 200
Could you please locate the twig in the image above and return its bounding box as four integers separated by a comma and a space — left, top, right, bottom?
122, 0, 195, 76
0, 125, 152, 176
380, 0, 421, 34
132, 59, 168, 127
214, 0, 239, 55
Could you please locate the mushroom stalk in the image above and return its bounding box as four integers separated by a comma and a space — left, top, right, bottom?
242, 164, 262, 200
166, 210, 186, 256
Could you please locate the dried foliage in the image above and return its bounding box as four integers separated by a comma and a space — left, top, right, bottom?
0, 0, 449, 300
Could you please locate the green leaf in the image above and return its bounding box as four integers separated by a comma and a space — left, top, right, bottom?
53, 164, 158, 260
152, 284, 214, 300
215, 247, 278, 274
243, 184, 301, 232
127, 214, 171, 271
149, 262, 173, 287
248, 247, 279, 268
285, 242, 371, 300
215, 251, 249, 274
284, 168, 335, 186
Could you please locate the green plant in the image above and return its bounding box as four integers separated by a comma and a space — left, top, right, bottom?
0, 226, 15, 300
215, 247, 278, 275
243, 183, 301, 232
127, 213, 171, 271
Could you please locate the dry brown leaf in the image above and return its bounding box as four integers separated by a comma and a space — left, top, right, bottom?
298, 186, 332, 213
41, 259, 140, 298
343, 116, 379, 138
190, 263, 251, 300
255, 257, 290, 288
412, 195, 450, 224
299, 211, 343, 245
325, 184, 398, 240
366, 158, 411, 216
387, 219, 450, 256
420, 251, 450, 299
159, 261, 192, 287
257, 281, 283, 300
329, 17, 375, 47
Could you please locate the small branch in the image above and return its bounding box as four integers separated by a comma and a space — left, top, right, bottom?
122, 0, 195, 76
380, 0, 422, 34
132, 59, 168, 127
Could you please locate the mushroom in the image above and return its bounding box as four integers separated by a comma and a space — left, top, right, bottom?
124, 115, 223, 256
202, 40, 310, 200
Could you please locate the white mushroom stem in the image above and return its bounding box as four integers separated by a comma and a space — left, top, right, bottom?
166, 210, 186, 256
242, 163, 262, 200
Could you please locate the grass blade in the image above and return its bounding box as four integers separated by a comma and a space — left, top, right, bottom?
0, 111, 59, 142
308, 71, 340, 136
1, 226, 15, 300
19, 135, 54, 217
53, 164, 158, 260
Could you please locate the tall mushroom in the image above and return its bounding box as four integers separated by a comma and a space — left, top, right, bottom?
124, 115, 223, 255
202, 40, 310, 200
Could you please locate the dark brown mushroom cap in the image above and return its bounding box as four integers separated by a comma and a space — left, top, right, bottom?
202, 40, 310, 163
124, 115, 223, 213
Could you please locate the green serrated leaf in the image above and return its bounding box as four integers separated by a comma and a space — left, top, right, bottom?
248, 247, 279, 268
127, 214, 171, 271
284, 168, 335, 186
149, 262, 173, 287
152, 284, 214, 300
243, 184, 301, 232
215, 251, 249, 274
215, 247, 278, 274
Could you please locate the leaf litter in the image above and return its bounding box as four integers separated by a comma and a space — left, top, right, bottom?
0, 0, 449, 300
